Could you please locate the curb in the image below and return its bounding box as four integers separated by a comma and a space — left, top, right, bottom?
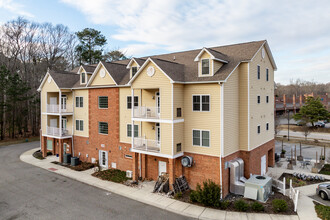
20, 148, 301, 220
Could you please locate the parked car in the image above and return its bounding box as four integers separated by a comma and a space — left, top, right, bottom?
296, 120, 304, 126
314, 122, 325, 128
316, 183, 330, 200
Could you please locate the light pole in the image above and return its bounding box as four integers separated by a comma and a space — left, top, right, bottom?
287, 109, 290, 141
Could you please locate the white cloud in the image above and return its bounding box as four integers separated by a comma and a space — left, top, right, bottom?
61, 0, 330, 83
0, 0, 34, 17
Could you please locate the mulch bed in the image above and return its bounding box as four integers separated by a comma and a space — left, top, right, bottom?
279, 173, 328, 188
319, 164, 330, 175
33, 150, 45, 160
92, 169, 130, 183
51, 161, 95, 171
174, 188, 296, 215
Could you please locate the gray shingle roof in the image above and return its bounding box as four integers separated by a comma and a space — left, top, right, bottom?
48, 70, 80, 88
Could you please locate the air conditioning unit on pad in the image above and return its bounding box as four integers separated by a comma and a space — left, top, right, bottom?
126, 170, 133, 178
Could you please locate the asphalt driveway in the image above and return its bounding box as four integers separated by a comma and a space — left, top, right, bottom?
0, 141, 193, 220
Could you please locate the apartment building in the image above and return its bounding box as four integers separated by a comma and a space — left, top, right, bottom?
38, 40, 277, 197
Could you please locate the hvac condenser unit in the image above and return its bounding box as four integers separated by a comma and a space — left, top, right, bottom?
244, 175, 272, 202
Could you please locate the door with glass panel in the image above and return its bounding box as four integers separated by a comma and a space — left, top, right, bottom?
61, 95, 67, 112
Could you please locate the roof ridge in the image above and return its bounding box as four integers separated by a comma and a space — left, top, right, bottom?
210, 40, 266, 50
152, 58, 182, 65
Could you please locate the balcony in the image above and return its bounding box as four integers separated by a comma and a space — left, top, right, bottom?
133, 106, 160, 119
133, 137, 160, 153
46, 126, 71, 137
46, 104, 73, 114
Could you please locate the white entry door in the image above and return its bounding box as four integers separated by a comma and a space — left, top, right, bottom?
261, 155, 266, 175
99, 150, 108, 169
61, 95, 67, 111
158, 161, 167, 176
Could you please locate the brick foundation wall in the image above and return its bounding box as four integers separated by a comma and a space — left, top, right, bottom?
221, 138, 275, 197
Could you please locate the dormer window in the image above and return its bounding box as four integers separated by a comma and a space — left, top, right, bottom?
81, 72, 86, 84
132, 67, 138, 77
202, 59, 210, 75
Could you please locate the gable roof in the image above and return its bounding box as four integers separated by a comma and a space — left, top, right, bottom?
126, 57, 146, 69
82, 65, 97, 73
194, 47, 229, 63
48, 70, 80, 88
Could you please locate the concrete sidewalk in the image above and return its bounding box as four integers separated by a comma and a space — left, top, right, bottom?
21, 148, 299, 220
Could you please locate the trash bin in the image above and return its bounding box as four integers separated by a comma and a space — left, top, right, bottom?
71, 157, 79, 166
63, 153, 71, 164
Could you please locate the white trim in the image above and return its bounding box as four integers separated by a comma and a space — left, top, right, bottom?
37, 72, 61, 92
98, 96, 109, 109
42, 134, 72, 139
247, 63, 250, 151
75, 119, 84, 131
80, 71, 87, 85
131, 118, 184, 123
98, 121, 109, 135
194, 47, 228, 63
250, 41, 277, 71
172, 81, 222, 84
131, 149, 184, 159
192, 129, 210, 147
42, 112, 73, 116
126, 123, 139, 138
86, 61, 118, 87
219, 83, 223, 199
192, 94, 211, 112
126, 95, 138, 109
127, 57, 174, 85
75, 96, 84, 108
220, 83, 224, 157
126, 58, 141, 69
74, 85, 129, 89
200, 58, 211, 76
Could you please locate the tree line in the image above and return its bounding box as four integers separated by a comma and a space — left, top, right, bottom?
275, 79, 330, 97
0, 17, 127, 140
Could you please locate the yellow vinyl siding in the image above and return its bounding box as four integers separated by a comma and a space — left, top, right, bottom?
173, 84, 184, 120
41, 75, 59, 113
160, 123, 172, 155
239, 63, 249, 151
249, 46, 275, 149
223, 68, 240, 157
131, 62, 172, 120
41, 115, 47, 134
141, 89, 158, 108
183, 83, 220, 156
90, 65, 116, 86
119, 87, 142, 143
73, 89, 89, 137
173, 122, 184, 153
198, 52, 213, 77
63, 115, 73, 136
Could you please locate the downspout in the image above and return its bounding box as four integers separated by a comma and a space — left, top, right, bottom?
72, 89, 74, 157
219, 82, 224, 199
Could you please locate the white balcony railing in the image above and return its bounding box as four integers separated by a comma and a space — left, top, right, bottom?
46, 126, 70, 137
133, 106, 160, 119
133, 137, 160, 153
46, 104, 72, 113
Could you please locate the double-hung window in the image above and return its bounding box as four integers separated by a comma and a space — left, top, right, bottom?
266, 68, 269, 81
76, 120, 84, 131
201, 59, 210, 75
98, 96, 108, 109
266, 123, 269, 131
132, 67, 138, 77
257, 125, 261, 134
257, 65, 260, 79
193, 130, 210, 147
76, 97, 83, 108
99, 122, 108, 134
266, 96, 269, 103
127, 124, 138, 137
81, 72, 86, 84
193, 95, 210, 111
257, 95, 261, 104
127, 96, 138, 109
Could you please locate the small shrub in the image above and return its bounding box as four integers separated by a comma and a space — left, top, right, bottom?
47, 151, 53, 156
190, 180, 221, 208
189, 190, 199, 203
220, 200, 230, 210
272, 199, 288, 213
234, 199, 249, 212
174, 192, 182, 200
251, 201, 264, 212
281, 149, 286, 154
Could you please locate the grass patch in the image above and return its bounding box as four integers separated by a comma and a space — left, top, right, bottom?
92, 169, 130, 183
33, 150, 44, 160
320, 164, 330, 176
314, 202, 330, 220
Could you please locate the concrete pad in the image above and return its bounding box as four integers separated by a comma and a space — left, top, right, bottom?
247, 213, 272, 220
166, 200, 191, 214
225, 211, 248, 220
269, 214, 299, 220
181, 204, 205, 218
199, 208, 226, 220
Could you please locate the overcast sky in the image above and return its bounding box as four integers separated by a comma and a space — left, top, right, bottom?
0, 0, 330, 84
